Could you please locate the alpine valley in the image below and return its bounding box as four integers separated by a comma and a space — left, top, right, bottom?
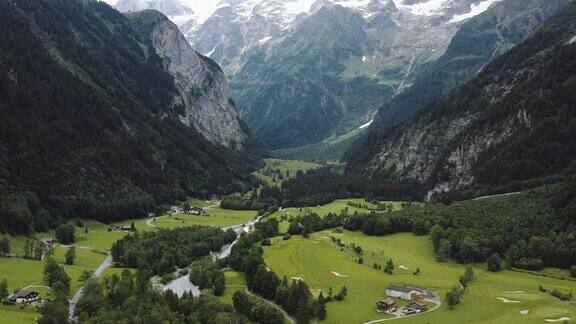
0, 0, 576, 324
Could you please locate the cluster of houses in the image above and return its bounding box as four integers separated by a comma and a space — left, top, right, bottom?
376, 284, 431, 315
169, 205, 206, 216
5, 289, 41, 306
108, 224, 135, 232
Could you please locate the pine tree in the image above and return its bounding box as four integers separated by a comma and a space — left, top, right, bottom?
486, 253, 502, 272
316, 291, 327, 320
34, 241, 44, 260
65, 246, 76, 265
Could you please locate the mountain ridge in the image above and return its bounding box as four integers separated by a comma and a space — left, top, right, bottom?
346, 0, 576, 198
0, 0, 258, 233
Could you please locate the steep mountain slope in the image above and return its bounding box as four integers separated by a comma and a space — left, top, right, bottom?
346, 1, 576, 198
185, 0, 503, 151
233, 4, 396, 149
0, 0, 257, 233
128, 10, 248, 149
372, 0, 570, 128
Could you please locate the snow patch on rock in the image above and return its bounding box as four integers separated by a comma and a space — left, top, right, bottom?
448, 0, 501, 23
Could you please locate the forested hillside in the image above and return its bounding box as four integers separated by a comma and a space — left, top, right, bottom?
0, 0, 258, 234
347, 1, 576, 198
370, 0, 569, 128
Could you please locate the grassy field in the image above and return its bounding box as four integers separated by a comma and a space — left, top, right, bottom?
0, 305, 38, 324
0, 255, 104, 299
220, 269, 248, 305
0, 198, 254, 322
253, 158, 319, 185
262, 231, 576, 324
150, 207, 257, 229
271, 199, 405, 234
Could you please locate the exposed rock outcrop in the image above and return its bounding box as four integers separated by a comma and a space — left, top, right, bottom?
347, 1, 576, 196
134, 12, 248, 149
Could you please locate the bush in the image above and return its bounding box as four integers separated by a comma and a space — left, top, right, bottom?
160, 273, 175, 285
515, 258, 544, 271
283, 234, 291, 241
55, 223, 75, 244
486, 253, 502, 272
570, 265, 576, 278
261, 238, 271, 246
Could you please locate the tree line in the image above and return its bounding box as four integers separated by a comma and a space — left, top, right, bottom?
111, 226, 236, 275
221, 167, 423, 211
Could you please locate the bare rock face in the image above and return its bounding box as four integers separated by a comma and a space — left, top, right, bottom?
150, 19, 247, 149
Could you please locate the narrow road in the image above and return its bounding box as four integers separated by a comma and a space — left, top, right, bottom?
145, 218, 157, 228
69, 254, 113, 321
226, 285, 295, 324
473, 191, 521, 201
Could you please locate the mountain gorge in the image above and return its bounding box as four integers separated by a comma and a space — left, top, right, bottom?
347, 0, 576, 198
182, 0, 501, 151
0, 0, 258, 233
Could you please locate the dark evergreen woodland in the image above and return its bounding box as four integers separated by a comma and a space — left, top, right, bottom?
0, 0, 257, 234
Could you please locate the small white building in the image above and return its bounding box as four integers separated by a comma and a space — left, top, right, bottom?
386, 284, 426, 301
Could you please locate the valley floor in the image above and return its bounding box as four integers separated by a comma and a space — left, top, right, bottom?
263, 231, 576, 324
1, 195, 575, 323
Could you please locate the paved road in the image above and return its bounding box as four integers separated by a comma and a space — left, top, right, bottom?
69, 254, 113, 321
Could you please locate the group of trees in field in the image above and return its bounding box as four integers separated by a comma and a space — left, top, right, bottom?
76, 269, 250, 323
221, 167, 423, 211
23, 239, 44, 260
233, 290, 285, 324
39, 257, 72, 323
111, 226, 236, 275
446, 265, 474, 309
55, 223, 76, 244
272, 182, 576, 272
223, 218, 329, 323
188, 260, 225, 296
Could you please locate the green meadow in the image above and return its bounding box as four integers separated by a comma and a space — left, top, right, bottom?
0, 254, 103, 299
262, 231, 576, 324
271, 199, 405, 234
149, 207, 257, 230
220, 269, 248, 305
0, 304, 38, 324
253, 158, 318, 185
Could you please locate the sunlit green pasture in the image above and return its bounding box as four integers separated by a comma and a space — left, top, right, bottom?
253, 158, 319, 185
263, 231, 576, 324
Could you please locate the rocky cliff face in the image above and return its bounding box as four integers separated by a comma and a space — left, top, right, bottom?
346, 1, 576, 196
145, 16, 247, 149
0, 0, 257, 229
371, 0, 570, 129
